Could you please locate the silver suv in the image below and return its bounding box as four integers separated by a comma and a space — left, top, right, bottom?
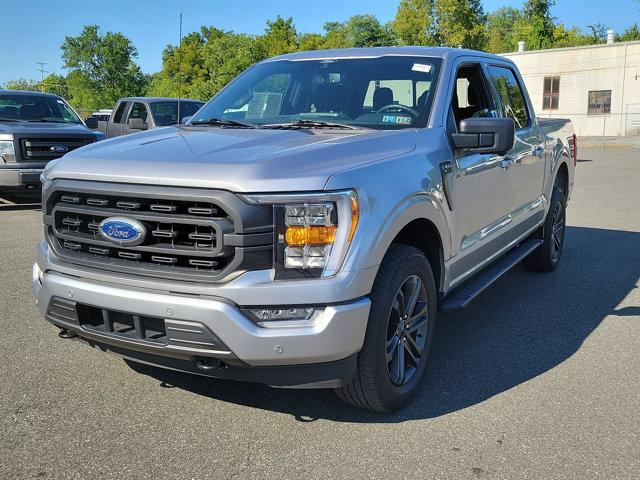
33, 47, 575, 411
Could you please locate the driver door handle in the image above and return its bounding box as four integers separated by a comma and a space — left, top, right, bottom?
500, 156, 514, 169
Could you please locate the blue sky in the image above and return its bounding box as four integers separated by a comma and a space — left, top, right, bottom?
1, 0, 638, 85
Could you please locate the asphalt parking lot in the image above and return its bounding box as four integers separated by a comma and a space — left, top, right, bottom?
1, 147, 639, 480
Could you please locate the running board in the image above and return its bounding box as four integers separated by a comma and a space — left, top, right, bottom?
439, 239, 543, 312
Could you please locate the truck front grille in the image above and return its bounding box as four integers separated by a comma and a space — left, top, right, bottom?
44, 180, 274, 283
20, 136, 94, 161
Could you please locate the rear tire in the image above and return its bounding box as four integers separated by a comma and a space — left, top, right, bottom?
523, 183, 566, 272
335, 245, 437, 412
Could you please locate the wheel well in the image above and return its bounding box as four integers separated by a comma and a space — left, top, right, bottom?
556, 161, 569, 193
391, 219, 443, 292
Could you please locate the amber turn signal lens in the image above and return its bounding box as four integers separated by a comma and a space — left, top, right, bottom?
285, 226, 337, 246
349, 195, 359, 242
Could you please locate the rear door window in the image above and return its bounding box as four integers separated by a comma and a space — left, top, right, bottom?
128, 102, 148, 123
487, 66, 529, 129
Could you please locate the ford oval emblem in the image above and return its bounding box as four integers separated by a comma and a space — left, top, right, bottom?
50, 145, 69, 153
98, 217, 146, 246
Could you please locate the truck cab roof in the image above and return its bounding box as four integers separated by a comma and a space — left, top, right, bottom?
116, 97, 204, 103
266, 46, 513, 63
0, 89, 65, 99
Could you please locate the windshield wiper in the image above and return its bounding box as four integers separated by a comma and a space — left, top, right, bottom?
0, 118, 21, 122
261, 119, 360, 130
190, 118, 258, 129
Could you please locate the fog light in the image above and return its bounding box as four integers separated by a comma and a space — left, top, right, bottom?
244, 307, 316, 328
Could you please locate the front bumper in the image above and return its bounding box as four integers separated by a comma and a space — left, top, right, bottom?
33, 261, 370, 384
0, 168, 43, 188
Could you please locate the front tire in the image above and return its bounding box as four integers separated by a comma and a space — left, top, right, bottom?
336, 245, 437, 412
524, 184, 567, 272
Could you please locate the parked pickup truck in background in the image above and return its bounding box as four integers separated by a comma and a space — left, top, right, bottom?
33, 47, 575, 411
105, 97, 205, 138
89, 109, 113, 135
0, 90, 104, 196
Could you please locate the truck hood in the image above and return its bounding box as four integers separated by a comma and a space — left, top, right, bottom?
0, 121, 95, 136
48, 126, 417, 192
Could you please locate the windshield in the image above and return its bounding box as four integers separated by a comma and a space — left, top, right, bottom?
150, 101, 205, 126
191, 56, 442, 130
0, 94, 82, 123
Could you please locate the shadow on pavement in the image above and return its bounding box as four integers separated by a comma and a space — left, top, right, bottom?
127, 226, 640, 423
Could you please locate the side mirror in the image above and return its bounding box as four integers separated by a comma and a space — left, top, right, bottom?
84, 117, 99, 129
181, 115, 192, 124
451, 117, 515, 155
128, 118, 147, 130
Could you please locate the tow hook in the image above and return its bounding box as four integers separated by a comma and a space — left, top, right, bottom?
195, 357, 223, 371
58, 329, 77, 339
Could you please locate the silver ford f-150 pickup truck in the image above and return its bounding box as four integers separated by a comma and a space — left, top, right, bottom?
33, 47, 575, 411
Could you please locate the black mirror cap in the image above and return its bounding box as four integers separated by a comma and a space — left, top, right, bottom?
84, 117, 99, 129
452, 117, 515, 155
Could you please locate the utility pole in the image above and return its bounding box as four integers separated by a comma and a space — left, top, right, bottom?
36, 62, 48, 92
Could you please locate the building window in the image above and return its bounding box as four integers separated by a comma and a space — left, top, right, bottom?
588, 90, 611, 115
542, 77, 560, 110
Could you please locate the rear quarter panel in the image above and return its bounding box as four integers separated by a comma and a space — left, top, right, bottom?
538, 118, 575, 202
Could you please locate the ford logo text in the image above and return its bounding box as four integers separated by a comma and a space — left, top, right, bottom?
98, 217, 146, 246
50, 145, 69, 153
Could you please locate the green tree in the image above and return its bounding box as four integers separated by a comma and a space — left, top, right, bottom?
197, 32, 261, 99
521, 0, 555, 50
297, 33, 326, 51
553, 24, 596, 48
324, 15, 396, 48
587, 23, 609, 43
617, 23, 640, 41
322, 22, 352, 48
434, 0, 486, 49
256, 16, 297, 57
61, 25, 147, 110
3, 78, 39, 91
148, 26, 262, 101
345, 15, 396, 47
485, 7, 524, 53
392, 0, 436, 46
147, 28, 216, 99
41, 73, 68, 97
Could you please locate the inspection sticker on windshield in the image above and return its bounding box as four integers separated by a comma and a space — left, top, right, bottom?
412, 63, 432, 73
383, 115, 412, 125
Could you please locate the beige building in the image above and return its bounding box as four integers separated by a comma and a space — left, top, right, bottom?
504, 36, 640, 136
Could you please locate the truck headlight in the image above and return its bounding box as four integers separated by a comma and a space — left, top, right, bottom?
0, 140, 15, 162
243, 190, 359, 279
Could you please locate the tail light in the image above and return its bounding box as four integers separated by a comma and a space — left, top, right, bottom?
572, 133, 577, 166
